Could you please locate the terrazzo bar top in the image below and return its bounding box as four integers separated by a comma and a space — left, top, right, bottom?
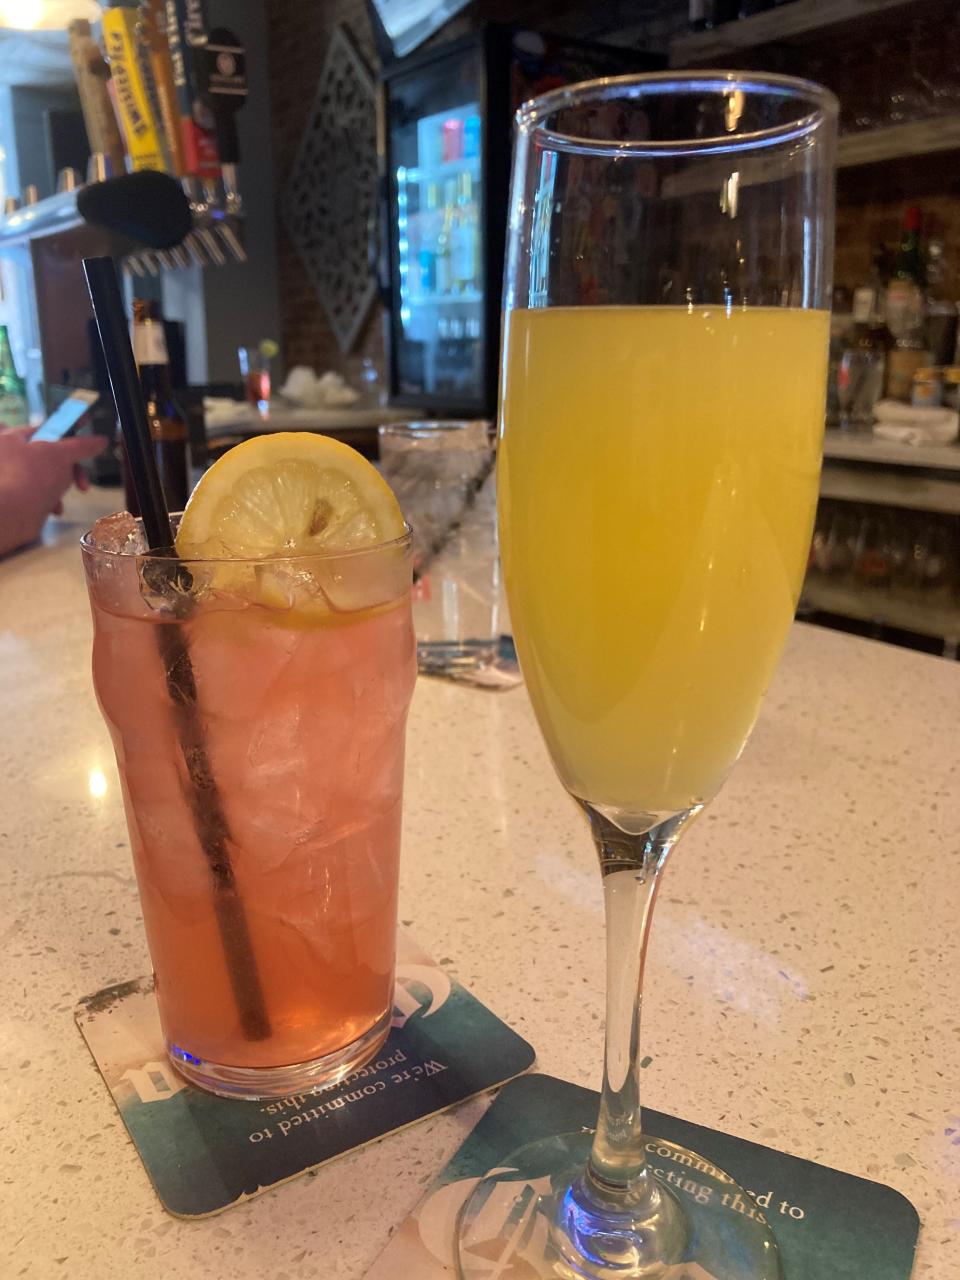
1, 487, 958, 1279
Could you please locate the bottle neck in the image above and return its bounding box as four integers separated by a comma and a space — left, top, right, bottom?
132, 317, 169, 368
0, 329, 15, 369
896, 231, 925, 287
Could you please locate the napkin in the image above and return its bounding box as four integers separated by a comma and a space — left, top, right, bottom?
872, 399, 958, 446
279, 366, 360, 408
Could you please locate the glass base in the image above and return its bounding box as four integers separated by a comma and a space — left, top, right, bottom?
456, 1131, 783, 1280
167, 1007, 393, 1100
417, 639, 498, 675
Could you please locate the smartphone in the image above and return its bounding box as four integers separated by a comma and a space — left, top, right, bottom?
30, 389, 100, 443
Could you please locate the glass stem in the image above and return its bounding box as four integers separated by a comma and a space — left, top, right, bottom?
581, 804, 698, 1196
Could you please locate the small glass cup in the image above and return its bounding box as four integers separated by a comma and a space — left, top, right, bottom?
82, 515, 416, 1099
238, 345, 271, 414
379, 421, 500, 675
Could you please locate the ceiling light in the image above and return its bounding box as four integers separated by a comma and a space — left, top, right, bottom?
0, 0, 102, 30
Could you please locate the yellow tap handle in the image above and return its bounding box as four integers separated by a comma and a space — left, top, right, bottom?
102, 7, 166, 173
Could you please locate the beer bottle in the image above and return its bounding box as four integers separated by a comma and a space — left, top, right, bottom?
130, 298, 189, 513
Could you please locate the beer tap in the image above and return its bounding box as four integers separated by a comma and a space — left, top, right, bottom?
195, 27, 248, 264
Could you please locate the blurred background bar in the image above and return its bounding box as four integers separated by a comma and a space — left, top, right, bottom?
0, 0, 958, 653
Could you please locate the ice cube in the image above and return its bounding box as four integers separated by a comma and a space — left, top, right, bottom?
88, 511, 147, 554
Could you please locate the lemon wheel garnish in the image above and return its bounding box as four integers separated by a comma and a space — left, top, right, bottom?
175, 432, 405, 561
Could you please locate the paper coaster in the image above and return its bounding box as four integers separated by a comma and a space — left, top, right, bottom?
363, 1074, 921, 1280
74, 933, 535, 1218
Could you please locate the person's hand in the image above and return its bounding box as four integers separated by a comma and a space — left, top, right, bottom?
0, 425, 108, 557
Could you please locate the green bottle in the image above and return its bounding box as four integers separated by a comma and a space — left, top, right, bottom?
0, 325, 29, 426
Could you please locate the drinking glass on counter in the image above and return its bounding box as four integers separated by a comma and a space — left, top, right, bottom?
237, 341, 275, 413
82, 514, 416, 1098
455, 73, 836, 1279
379, 421, 499, 674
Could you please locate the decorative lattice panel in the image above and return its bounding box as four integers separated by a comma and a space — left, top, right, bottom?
282, 25, 377, 354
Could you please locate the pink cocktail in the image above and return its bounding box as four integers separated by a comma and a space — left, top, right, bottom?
82, 516, 416, 1098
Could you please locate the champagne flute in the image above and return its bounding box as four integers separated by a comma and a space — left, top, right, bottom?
456, 73, 836, 1280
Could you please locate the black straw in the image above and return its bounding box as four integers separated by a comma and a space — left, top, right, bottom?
83, 256, 271, 1044
83, 258, 174, 552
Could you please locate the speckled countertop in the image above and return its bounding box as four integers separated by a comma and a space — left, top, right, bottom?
1, 488, 958, 1279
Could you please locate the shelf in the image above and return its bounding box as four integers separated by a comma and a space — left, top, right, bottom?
802, 575, 960, 640
823, 429, 960, 472
669, 0, 924, 67
820, 462, 960, 515
405, 291, 482, 306
661, 110, 960, 200
398, 157, 481, 185
837, 114, 960, 168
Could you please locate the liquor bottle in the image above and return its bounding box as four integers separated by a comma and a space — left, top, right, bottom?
894, 205, 925, 284
451, 172, 479, 293
130, 299, 189, 513
435, 179, 456, 295
885, 206, 930, 401
0, 325, 30, 426
924, 237, 958, 366
837, 287, 889, 430
689, 0, 713, 30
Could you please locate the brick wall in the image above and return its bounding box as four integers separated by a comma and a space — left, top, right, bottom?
266, 0, 382, 387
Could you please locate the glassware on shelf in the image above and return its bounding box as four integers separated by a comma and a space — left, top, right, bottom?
813, 504, 859, 579
853, 511, 894, 589
454, 71, 836, 1280
918, 521, 955, 595
837, 288, 889, 430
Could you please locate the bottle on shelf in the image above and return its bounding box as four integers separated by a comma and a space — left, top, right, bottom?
910, 366, 942, 408
885, 206, 931, 401
0, 325, 30, 426
894, 205, 925, 285
451, 171, 479, 294
462, 114, 481, 160
441, 118, 463, 163
688, 0, 713, 30
435, 179, 456, 295
130, 299, 189, 515
924, 237, 958, 366
417, 182, 440, 296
